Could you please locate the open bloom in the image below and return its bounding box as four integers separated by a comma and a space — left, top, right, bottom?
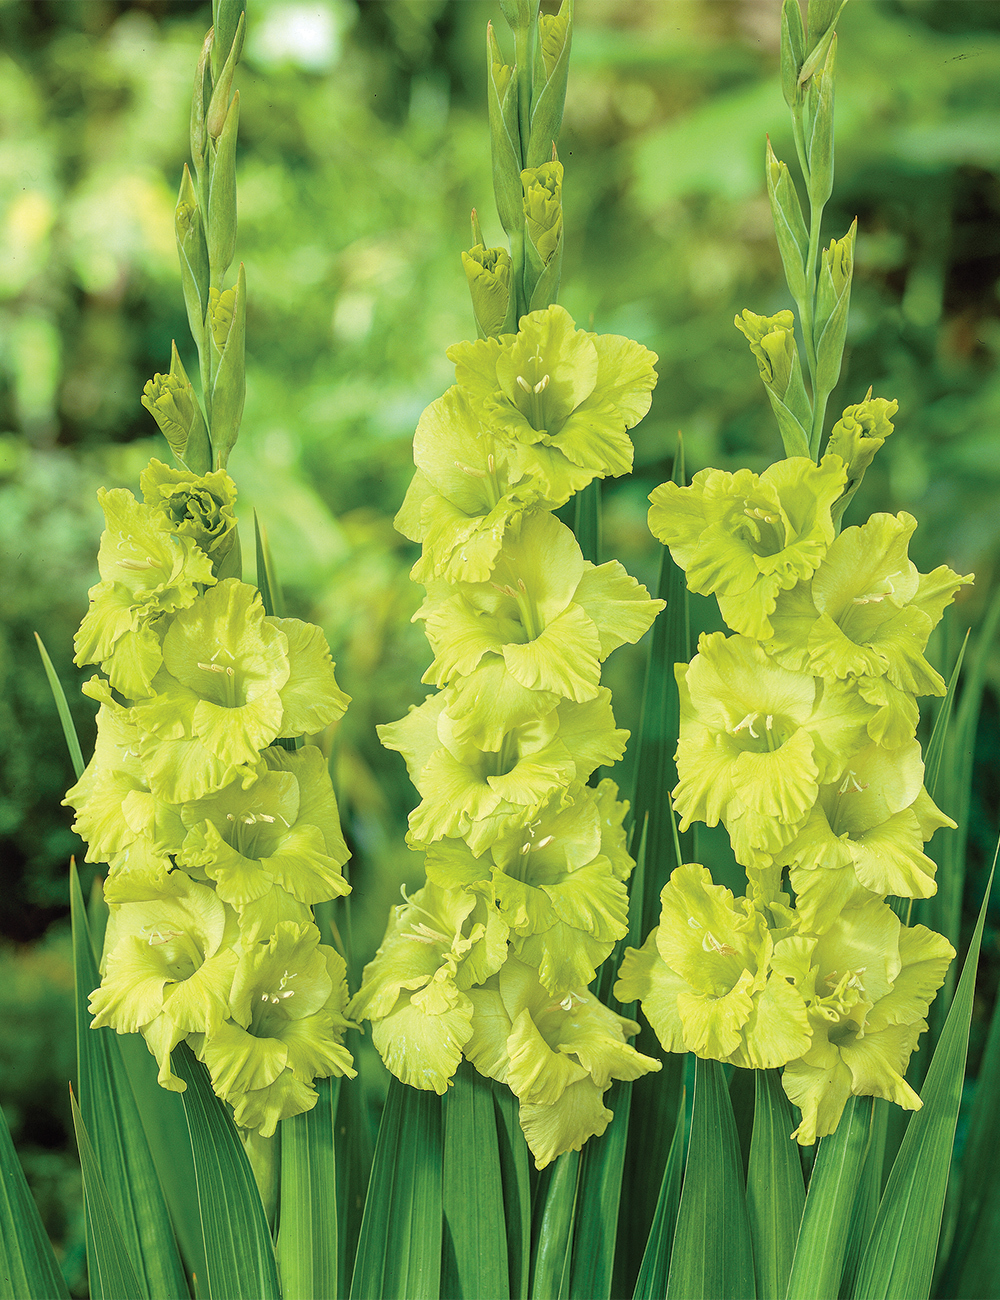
465, 957, 659, 1169
649, 455, 846, 640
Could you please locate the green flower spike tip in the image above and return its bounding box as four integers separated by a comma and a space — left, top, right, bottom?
417, 510, 662, 707
349, 881, 508, 1094
465, 958, 660, 1170
74, 486, 216, 698
672, 632, 872, 863
178, 744, 351, 910
193, 921, 356, 1136
615, 863, 810, 1068
648, 454, 846, 640
767, 511, 972, 696
449, 303, 657, 482
773, 904, 955, 1144
90, 872, 240, 1092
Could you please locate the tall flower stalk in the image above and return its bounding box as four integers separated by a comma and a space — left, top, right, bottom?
349, 0, 665, 1169
64, 0, 357, 1139
620, 0, 971, 1146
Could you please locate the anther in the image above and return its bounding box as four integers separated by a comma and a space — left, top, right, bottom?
702, 932, 737, 956
533, 374, 550, 394
516, 375, 532, 393
455, 459, 487, 478
732, 712, 760, 738
837, 771, 868, 795
117, 558, 156, 571
765, 714, 774, 729
535, 835, 554, 850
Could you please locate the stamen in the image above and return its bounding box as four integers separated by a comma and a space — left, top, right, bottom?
257, 813, 275, 823
147, 926, 183, 946
487, 453, 495, 473
516, 375, 532, 393
702, 932, 737, 956
455, 459, 487, 479
197, 661, 228, 674
765, 714, 774, 730
732, 712, 760, 739
117, 557, 156, 571
534, 835, 554, 850
405, 921, 450, 945
533, 374, 550, 394
837, 770, 868, 795
519, 840, 532, 854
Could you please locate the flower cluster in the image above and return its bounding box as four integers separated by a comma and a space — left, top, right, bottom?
66, 459, 356, 1136
352, 305, 663, 1168
620, 401, 971, 1143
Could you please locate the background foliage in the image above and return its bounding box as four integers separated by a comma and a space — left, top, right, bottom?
2, 0, 999, 1291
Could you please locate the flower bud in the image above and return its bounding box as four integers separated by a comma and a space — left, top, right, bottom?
212, 0, 245, 83
814, 219, 856, 399
141, 343, 210, 474
488, 23, 524, 238
734, 309, 812, 458
190, 29, 213, 177
522, 161, 563, 265
780, 0, 806, 107
175, 166, 210, 340
207, 90, 239, 286
765, 139, 809, 303
805, 41, 836, 207
526, 2, 572, 169
206, 9, 245, 139
207, 264, 246, 469
498, 0, 532, 32
462, 244, 515, 340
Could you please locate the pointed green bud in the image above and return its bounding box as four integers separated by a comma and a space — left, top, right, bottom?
804, 39, 836, 207
734, 309, 812, 458
175, 166, 210, 343
780, 0, 806, 107
526, 0, 572, 169
207, 90, 239, 287
207, 263, 246, 468
462, 244, 516, 340
488, 23, 524, 238
814, 220, 855, 400
212, 0, 245, 83
801, 0, 848, 79
141, 345, 210, 474
498, 0, 534, 33
190, 28, 213, 179
765, 139, 809, 303
522, 160, 563, 311
206, 10, 245, 139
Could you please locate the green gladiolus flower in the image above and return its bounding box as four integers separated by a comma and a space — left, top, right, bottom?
648, 455, 846, 640
380, 689, 627, 854
349, 881, 508, 1094
449, 304, 657, 482
615, 863, 811, 1068
192, 921, 356, 1136
486, 781, 633, 993
132, 579, 349, 801
63, 676, 185, 863
522, 161, 563, 266
767, 511, 972, 695
90, 871, 240, 1091
417, 510, 661, 707
672, 632, 872, 863
140, 458, 238, 557
773, 905, 954, 1143
774, 741, 954, 930
465, 958, 659, 1169
178, 745, 351, 909
74, 487, 216, 698
828, 395, 897, 483
462, 244, 514, 339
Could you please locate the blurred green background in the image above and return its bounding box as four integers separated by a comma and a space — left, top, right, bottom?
2, 0, 999, 1291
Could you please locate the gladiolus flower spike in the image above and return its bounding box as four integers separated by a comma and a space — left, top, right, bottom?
68, 461, 357, 1133
632, 426, 972, 1146
360, 303, 664, 1169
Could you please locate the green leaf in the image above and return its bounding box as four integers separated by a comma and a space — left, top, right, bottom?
442, 1063, 510, 1300
851, 860, 996, 1300
334, 1040, 372, 1297
530, 1150, 579, 1300
572, 477, 601, 566
171, 1043, 281, 1300
784, 1095, 871, 1300
747, 1069, 804, 1300
277, 1076, 340, 1300
0, 1099, 71, 1300
666, 1057, 755, 1300
839, 1099, 888, 1300
69, 1091, 146, 1300
923, 628, 968, 799
70, 863, 191, 1300
568, 1078, 632, 1300
632, 1084, 687, 1300
35, 632, 85, 781
939, 963, 1000, 1298
350, 1078, 443, 1300
492, 1082, 531, 1300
